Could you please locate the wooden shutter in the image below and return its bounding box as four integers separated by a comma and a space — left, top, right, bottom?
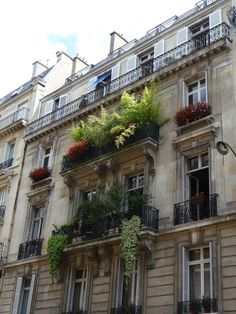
40, 100, 53, 117
12, 276, 23, 314
88, 77, 97, 91
111, 64, 120, 80
26, 273, 36, 314
182, 247, 189, 302
59, 95, 67, 107
177, 27, 189, 45
209, 9, 222, 28
126, 55, 137, 72
154, 40, 165, 58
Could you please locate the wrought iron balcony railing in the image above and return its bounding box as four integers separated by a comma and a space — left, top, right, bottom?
0, 107, 29, 130
0, 205, 6, 219
17, 238, 43, 260
54, 205, 159, 242
110, 305, 142, 314
0, 158, 13, 170
174, 194, 218, 225
25, 23, 231, 137
61, 124, 159, 172
178, 298, 217, 314
61, 311, 87, 314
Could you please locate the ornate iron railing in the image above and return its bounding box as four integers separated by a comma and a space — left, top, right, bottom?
25, 23, 231, 137
174, 194, 218, 225
17, 238, 43, 260
178, 298, 217, 314
0, 107, 29, 130
0, 158, 13, 170
61, 311, 87, 314
61, 124, 159, 172
110, 305, 142, 314
0, 205, 6, 219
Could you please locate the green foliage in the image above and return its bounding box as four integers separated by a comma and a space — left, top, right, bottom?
76, 195, 106, 224
69, 83, 169, 150
104, 184, 126, 214
121, 216, 141, 283
47, 234, 69, 280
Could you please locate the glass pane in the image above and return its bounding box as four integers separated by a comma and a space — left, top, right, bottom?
72, 282, 82, 312
188, 82, 198, 92
189, 157, 198, 170
204, 263, 210, 297
200, 89, 206, 102
34, 208, 42, 218
45, 148, 51, 155
189, 249, 200, 261
20, 290, 29, 314
75, 269, 84, 280
203, 247, 210, 259
200, 79, 206, 87
128, 176, 137, 190
190, 264, 201, 300
31, 221, 39, 239
188, 93, 198, 105
24, 278, 31, 288
138, 174, 144, 187
201, 154, 209, 167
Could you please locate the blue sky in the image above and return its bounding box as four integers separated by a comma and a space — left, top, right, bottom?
0, 0, 198, 98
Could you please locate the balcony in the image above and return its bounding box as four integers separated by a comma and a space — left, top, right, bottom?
0, 107, 29, 136
178, 298, 217, 314
0, 158, 13, 170
61, 312, 87, 314
17, 238, 43, 260
55, 205, 159, 243
25, 23, 231, 138
110, 305, 142, 314
174, 194, 218, 225
0, 205, 6, 221
61, 124, 159, 172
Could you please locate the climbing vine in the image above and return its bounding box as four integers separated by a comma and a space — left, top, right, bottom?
47, 234, 69, 280
121, 216, 141, 283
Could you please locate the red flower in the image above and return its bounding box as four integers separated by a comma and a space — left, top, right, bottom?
29, 167, 50, 183
67, 140, 89, 160
174, 102, 212, 127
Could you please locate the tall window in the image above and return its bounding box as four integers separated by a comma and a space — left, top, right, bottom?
186, 152, 209, 198
127, 173, 144, 212
182, 245, 212, 302
113, 258, 141, 311
29, 207, 44, 240
187, 78, 206, 105
4, 141, 15, 161
83, 189, 96, 202
37, 146, 52, 169
43, 147, 51, 168
67, 268, 89, 313
12, 274, 36, 314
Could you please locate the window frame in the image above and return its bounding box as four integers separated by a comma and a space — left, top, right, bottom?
66, 267, 90, 313
182, 243, 213, 302
28, 206, 44, 240
187, 78, 207, 105
4, 140, 15, 162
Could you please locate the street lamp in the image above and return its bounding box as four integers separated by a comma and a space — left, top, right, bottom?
216, 141, 236, 157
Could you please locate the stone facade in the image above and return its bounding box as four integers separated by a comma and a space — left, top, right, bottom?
1, 0, 236, 313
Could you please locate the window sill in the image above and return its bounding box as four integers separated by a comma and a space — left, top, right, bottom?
31, 176, 52, 190
175, 115, 213, 136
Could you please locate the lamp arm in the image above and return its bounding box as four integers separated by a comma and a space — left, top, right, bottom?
226, 143, 236, 157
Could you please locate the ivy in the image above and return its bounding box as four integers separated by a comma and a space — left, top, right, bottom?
47, 234, 69, 280
121, 216, 141, 284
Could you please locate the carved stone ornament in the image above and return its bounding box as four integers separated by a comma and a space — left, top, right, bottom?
63, 174, 75, 187
227, 6, 236, 27
140, 235, 155, 268
143, 144, 157, 176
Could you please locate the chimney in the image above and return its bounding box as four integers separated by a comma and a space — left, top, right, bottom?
109, 31, 128, 54
31, 61, 48, 78
72, 54, 88, 74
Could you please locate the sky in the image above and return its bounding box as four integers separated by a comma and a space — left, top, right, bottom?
0, 0, 198, 98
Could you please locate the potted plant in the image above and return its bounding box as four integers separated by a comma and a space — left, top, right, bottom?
174, 102, 212, 127
29, 167, 50, 183
191, 192, 205, 205
67, 139, 89, 161
189, 299, 200, 314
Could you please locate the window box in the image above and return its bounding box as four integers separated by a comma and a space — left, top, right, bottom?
29, 167, 51, 183
174, 103, 212, 127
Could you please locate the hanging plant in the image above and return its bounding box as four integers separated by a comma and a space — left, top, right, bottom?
47, 234, 69, 280
121, 216, 141, 283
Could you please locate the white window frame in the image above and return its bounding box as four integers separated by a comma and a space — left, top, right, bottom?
182, 243, 213, 302
66, 267, 89, 312
0, 189, 6, 206
4, 141, 15, 162
187, 78, 207, 105
28, 206, 44, 240
115, 257, 141, 308
37, 145, 53, 169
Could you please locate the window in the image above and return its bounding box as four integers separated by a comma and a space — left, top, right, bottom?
138, 49, 154, 76
182, 245, 212, 302
28, 207, 44, 240
187, 78, 206, 105
37, 146, 53, 168
66, 267, 89, 313
12, 274, 36, 314
40, 95, 67, 117
186, 152, 209, 197
4, 141, 15, 162
113, 258, 142, 311
127, 173, 144, 211
83, 190, 96, 202
0, 189, 6, 206
190, 19, 209, 37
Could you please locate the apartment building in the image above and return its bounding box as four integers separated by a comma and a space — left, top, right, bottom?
1, 0, 236, 313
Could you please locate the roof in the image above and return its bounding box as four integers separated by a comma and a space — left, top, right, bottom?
0, 66, 53, 107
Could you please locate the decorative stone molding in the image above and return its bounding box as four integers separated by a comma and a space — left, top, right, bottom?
143, 143, 157, 176
140, 235, 155, 268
